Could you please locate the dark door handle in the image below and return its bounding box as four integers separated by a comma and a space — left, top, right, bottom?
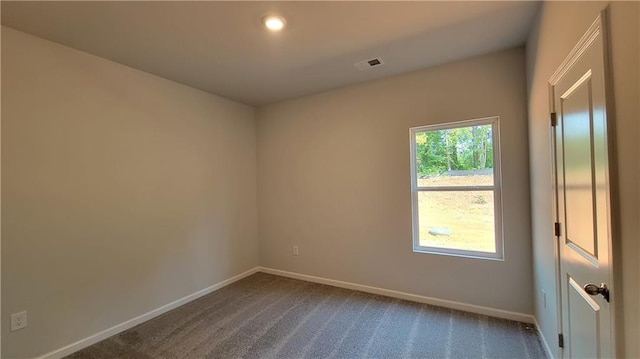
583, 283, 609, 302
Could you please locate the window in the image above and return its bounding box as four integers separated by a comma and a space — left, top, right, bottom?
409, 117, 503, 260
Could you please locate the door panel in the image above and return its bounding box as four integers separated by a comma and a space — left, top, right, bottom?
567, 276, 600, 359
551, 13, 613, 359
561, 72, 597, 257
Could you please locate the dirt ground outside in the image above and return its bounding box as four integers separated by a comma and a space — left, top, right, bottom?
416, 174, 496, 253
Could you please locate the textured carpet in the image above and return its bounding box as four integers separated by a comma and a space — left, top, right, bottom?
66, 273, 546, 359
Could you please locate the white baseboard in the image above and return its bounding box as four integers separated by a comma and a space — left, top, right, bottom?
534, 316, 556, 359
35, 267, 260, 359
258, 266, 535, 324
34, 265, 538, 359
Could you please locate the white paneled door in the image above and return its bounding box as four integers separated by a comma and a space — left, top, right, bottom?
551, 12, 615, 359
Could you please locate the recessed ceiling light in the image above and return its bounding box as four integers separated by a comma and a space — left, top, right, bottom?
262, 15, 286, 31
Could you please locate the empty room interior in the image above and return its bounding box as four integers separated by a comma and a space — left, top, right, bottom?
1, 1, 639, 358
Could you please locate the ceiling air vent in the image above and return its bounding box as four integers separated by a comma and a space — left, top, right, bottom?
354, 57, 385, 71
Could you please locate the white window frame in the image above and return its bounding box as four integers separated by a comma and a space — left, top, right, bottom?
409, 116, 504, 260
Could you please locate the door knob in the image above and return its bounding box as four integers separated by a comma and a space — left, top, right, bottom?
583, 283, 609, 302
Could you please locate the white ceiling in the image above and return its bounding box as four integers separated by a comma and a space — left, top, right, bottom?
1, 1, 540, 106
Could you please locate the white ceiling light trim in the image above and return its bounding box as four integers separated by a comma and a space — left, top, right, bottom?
262, 15, 286, 31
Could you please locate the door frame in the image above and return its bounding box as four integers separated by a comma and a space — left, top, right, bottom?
548, 8, 618, 358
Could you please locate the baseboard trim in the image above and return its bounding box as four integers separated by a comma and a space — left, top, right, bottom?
33, 266, 537, 359
534, 316, 556, 359
258, 266, 535, 324
35, 267, 260, 359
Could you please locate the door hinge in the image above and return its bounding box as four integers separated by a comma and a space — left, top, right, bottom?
559, 333, 564, 348
551, 112, 557, 127
554, 222, 561, 236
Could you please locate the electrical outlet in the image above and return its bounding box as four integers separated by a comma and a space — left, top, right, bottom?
542, 289, 547, 309
293, 245, 299, 256
11, 311, 28, 332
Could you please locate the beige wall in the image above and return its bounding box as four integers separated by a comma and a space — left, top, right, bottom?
1, 27, 259, 358
7, 4, 636, 356
526, 2, 639, 357
257, 47, 533, 314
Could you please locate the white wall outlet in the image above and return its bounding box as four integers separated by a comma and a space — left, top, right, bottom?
542, 289, 547, 309
11, 311, 28, 332
293, 245, 299, 256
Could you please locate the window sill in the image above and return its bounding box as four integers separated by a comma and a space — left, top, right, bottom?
413, 246, 504, 261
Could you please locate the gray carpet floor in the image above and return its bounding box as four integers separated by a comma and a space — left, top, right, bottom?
66, 273, 546, 359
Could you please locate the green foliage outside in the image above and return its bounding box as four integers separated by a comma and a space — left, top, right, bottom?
415, 124, 494, 177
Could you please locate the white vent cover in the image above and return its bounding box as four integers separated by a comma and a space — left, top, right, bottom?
354, 57, 385, 71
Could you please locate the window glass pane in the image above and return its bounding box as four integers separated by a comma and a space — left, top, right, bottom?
417, 190, 496, 253
414, 124, 494, 187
